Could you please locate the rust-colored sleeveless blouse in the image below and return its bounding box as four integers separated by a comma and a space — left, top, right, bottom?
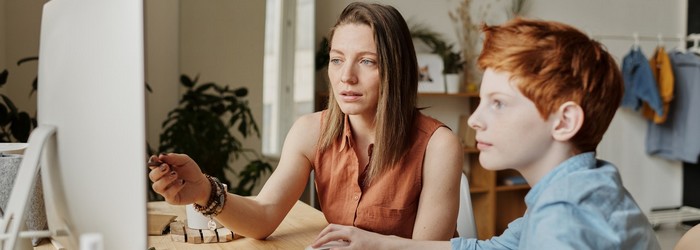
313, 111, 445, 238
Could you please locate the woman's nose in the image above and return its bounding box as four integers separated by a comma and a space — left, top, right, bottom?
340, 64, 357, 84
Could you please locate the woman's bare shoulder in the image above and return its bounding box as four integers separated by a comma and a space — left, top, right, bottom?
293, 111, 323, 128
284, 111, 324, 155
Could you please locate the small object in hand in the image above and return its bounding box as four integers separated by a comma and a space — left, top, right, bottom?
147, 158, 164, 169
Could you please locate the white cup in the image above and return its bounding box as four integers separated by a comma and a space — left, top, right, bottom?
185, 184, 226, 230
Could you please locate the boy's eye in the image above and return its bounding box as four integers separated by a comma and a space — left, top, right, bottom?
490, 100, 503, 110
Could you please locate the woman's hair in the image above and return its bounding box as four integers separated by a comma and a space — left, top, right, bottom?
318, 2, 418, 182
478, 18, 623, 153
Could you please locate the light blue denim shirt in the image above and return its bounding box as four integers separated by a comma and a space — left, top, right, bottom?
450, 152, 661, 250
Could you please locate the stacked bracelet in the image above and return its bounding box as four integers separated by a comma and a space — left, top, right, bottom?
193, 174, 227, 230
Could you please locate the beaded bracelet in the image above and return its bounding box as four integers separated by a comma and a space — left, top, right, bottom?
193, 174, 227, 230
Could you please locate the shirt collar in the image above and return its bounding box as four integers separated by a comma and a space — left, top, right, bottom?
339, 114, 354, 152
524, 152, 597, 207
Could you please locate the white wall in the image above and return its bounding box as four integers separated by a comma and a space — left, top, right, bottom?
315, 0, 686, 212
179, 0, 267, 188
0, 0, 6, 68
1, 0, 42, 116
145, 0, 180, 149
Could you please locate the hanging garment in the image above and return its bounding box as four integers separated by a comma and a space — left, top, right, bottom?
646, 51, 700, 163
641, 47, 674, 123
620, 47, 664, 116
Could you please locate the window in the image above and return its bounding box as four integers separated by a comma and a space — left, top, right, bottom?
262, 0, 315, 157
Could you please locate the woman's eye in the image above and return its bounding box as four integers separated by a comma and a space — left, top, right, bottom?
360, 59, 376, 66
330, 58, 342, 65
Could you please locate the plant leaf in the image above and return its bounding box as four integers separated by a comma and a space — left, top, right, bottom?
16, 56, 38, 66
10, 112, 32, 142
1, 95, 18, 115
180, 74, 195, 88
0, 104, 10, 126
0, 70, 8, 86
234, 87, 248, 97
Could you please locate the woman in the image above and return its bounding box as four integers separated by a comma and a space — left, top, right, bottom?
148, 2, 462, 241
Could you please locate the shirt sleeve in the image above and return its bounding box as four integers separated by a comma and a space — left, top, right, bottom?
523, 201, 620, 249
450, 217, 523, 250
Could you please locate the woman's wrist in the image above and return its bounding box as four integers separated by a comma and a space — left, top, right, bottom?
193, 174, 227, 217
194, 173, 211, 206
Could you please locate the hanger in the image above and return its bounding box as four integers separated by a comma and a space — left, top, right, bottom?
633, 32, 640, 50
657, 33, 664, 48
677, 35, 687, 53
689, 34, 700, 54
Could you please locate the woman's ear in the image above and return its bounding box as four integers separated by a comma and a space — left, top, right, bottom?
551, 101, 584, 141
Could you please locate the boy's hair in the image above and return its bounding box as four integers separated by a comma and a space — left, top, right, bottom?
478, 18, 623, 153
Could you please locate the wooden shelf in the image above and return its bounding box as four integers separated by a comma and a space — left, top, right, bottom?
463, 146, 479, 153
418, 92, 479, 98
495, 184, 530, 192
469, 185, 490, 194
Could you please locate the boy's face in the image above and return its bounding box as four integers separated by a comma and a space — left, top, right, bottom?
468, 69, 557, 172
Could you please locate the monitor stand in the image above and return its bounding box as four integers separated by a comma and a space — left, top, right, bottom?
0, 125, 73, 249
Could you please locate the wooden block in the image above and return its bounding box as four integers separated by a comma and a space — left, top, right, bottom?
171, 233, 186, 243
201, 229, 218, 243
168, 224, 242, 245
216, 228, 236, 242
186, 228, 203, 244
169, 221, 186, 235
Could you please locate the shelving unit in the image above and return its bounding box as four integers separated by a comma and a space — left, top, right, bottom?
419, 92, 529, 240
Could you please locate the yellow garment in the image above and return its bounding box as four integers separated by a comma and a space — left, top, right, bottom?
642, 47, 674, 123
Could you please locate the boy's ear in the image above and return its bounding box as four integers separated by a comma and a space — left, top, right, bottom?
551, 101, 584, 141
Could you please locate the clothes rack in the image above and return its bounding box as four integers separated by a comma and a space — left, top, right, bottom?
592, 33, 700, 53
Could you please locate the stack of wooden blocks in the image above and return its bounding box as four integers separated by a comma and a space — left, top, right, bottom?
169, 220, 243, 244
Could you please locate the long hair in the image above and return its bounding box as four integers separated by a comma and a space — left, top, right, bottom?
479, 18, 623, 152
318, 2, 418, 182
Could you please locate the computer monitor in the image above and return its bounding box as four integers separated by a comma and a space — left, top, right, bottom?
1, 0, 148, 249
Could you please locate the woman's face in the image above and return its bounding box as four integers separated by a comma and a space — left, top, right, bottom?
328, 23, 381, 117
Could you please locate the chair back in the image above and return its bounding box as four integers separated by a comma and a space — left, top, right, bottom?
457, 173, 478, 238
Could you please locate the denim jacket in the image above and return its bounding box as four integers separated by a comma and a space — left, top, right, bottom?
620, 47, 664, 116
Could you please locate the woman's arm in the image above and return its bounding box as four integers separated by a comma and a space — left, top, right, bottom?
150, 112, 322, 240
412, 126, 463, 240
212, 112, 322, 239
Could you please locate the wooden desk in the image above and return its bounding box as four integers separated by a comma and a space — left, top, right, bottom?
35, 200, 328, 250
148, 200, 328, 249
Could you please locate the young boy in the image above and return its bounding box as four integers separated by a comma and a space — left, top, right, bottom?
310, 18, 661, 250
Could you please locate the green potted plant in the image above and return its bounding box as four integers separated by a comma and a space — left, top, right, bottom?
0, 57, 39, 142
410, 24, 464, 93
154, 74, 272, 197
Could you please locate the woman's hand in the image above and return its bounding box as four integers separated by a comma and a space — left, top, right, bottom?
310, 224, 450, 250
310, 224, 393, 250
148, 153, 210, 205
